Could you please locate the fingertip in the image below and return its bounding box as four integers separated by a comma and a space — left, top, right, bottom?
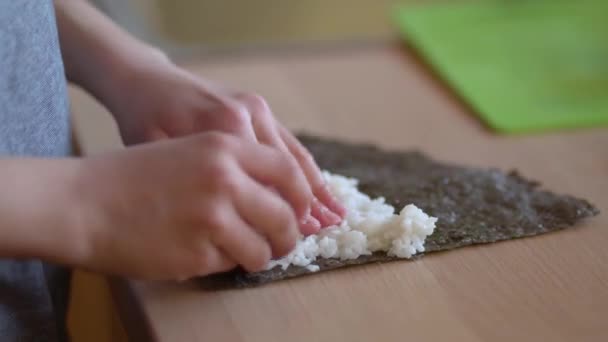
215, 254, 238, 273
322, 209, 342, 227
271, 216, 299, 258
290, 158, 315, 220
295, 201, 312, 222
326, 197, 347, 219
299, 215, 321, 236
176, 275, 191, 283
297, 203, 312, 224
244, 244, 272, 273
317, 186, 347, 218
312, 197, 346, 228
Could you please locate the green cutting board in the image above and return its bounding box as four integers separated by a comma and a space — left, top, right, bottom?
394, 0, 608, 134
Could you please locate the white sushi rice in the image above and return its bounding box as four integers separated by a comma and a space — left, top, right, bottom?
266, 171, 438, 272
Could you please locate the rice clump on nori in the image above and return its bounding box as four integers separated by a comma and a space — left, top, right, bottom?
266, 171, 438, 272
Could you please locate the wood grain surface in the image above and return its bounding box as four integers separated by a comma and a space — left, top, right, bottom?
70, 45, 608, 342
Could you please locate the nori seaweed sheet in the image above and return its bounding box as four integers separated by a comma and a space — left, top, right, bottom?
200, 135, 599, 289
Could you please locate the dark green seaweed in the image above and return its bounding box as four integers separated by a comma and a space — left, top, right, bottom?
199, 135, 599, 289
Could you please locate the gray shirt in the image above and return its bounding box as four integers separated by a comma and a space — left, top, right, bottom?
1, 1, 72, 341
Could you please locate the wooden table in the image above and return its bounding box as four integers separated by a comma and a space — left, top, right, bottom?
69, 45, 608, 342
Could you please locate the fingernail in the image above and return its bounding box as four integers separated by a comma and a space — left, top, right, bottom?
319, 185, 347, 218
301, 214, 320, 227
329, 198, 347, 218
303, 205, 312, 220
324, 208, 342, 225
300, 214, 321, 234
317, 200, 342, 226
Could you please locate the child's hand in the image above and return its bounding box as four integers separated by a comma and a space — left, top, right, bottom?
54, 0, 340, 279
74, 132, 311, 280
103, 61, 345, 232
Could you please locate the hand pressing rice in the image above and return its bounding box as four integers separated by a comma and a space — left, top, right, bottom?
267, 172, 438, 272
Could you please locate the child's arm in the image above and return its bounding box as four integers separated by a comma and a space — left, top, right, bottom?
54, 0, 169, 111
53, 0, 346, 227
0, 158, 83, 261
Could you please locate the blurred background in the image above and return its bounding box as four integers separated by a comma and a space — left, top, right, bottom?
90, 0, 437, 54
87, 0, 608, 133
